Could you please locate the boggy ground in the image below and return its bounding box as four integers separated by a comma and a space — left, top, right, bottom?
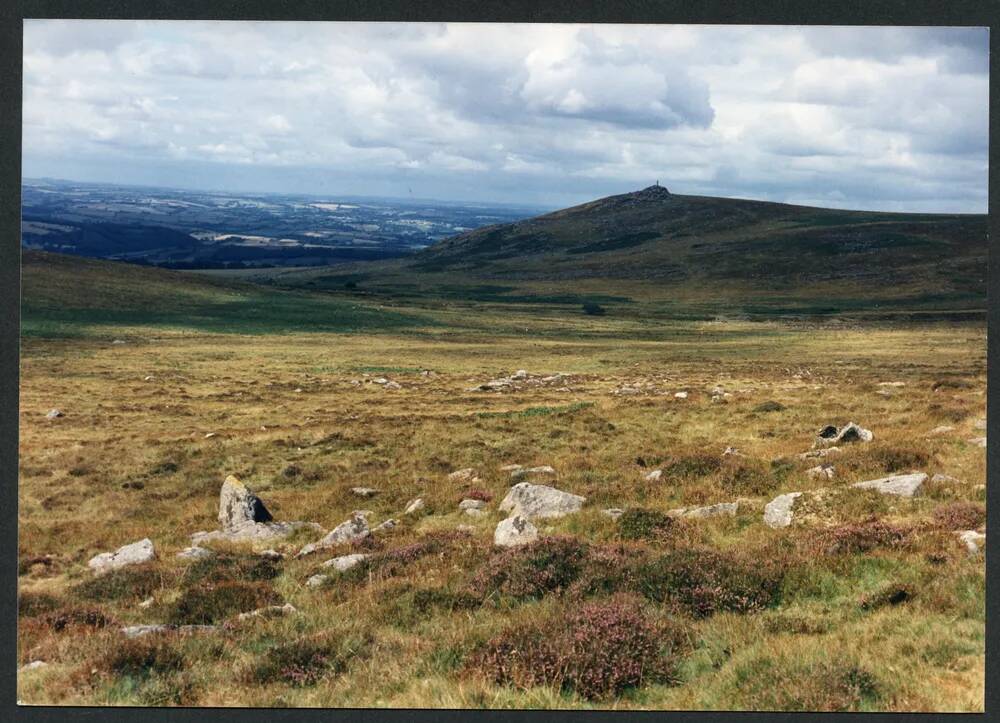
17, 302, 985, 710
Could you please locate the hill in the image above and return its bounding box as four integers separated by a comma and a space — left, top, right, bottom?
19, 250, 426, 338
259, 186, 987, 320
414, 185, 986, 287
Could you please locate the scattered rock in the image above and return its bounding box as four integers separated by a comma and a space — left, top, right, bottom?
139, 597, 155, 609
259, 549, 284, 561
816, 422, 873, 446
499, 482, 585, 519
928, 425, 955, 435
456, 524, 476, 533
464, 508, 486, 518
218, 476, 272, 530
143, 375, 155, 381
851, 472, 927, 498
235, 603, 297, 622
404, 498, 425, 515
383, 381, 402, 390
931, 473, 961, 485
764, 492, 803, 529
974, 418, 986, 431
121, 624, 216, 639
374, 519, 398, 532
499, 464, 523, 472
602, 508, 625, 519
722, 446, 744, 459
509, 465, 556, 481
321, 553, 369, 572
493, 515, 539, 547
807, 464, 835, 481
799, 447, 841, 460
88, 538, 156, 575
204, 432, 216, 439
19, 661, 48, 673
669, 502, 739, 519
448, 468, 478, 483
176, 546, 213, 561
674, 391, 688, 399
45, 409, 64, 419
306, 574, 328, 589
459, 498, 486, 511
968, 437, 987, 448
957, 530, 986, 555
351, 487, 378, 498
878, 381, 905, 387
644, 469, 663, 482
297, 514, 370, 557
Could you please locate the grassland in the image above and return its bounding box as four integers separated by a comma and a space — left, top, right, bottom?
17, 252, 985, 710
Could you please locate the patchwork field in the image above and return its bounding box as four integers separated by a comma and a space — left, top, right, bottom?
17, 252, 986, 710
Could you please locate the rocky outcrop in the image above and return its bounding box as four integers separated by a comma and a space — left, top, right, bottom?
218, 475, 272, 530
296, 514, 370, 557
851, 472, 926, 498
493, 515, 539, 547
763, 492, 803, 529
815, 422, 873, 447
499, 482, 585, 519
88, 538, 155, 575
321, 553, 369, 572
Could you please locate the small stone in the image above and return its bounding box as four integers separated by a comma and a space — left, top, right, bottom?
88, 538, 156, 575
602, 508, 625, 519
671, 502, 739, 519
799, 447, 841, 459
321, 553, 369, 572
138, 597, 155, 609
807, 464, 835, 481
957, 530, 985, 555
499, 464, 523, 472
851, 472, 927, 497
493, 515, 539, 547
974, 418, 987, 431
448, 468, 478, 483
464, 508, 486, 518
176, 546, 213, 560
374, 518, 397, 532
878, 381, 905, 387
306, 574, 328, 589
236, 603, 297, 621
644, 469, 663, 482
674, 391, 688, 399
19, 660, 48, 673
499, 482, 585, 519
204, 432, 216, 439
259, 549, 284, 561
722, 446, 743, 458
144, 375, 154, 381
45, 409, 63, 419
459, 498, 486, 511
122, 624, 216, 639
511, 369, 529, 379
509, 465, 556, 481
929, 426, 955, 435
931, 473, 961, 485
351, 487, 378, 498
968, 437, 987, 448
404, 498, 425, 514
764, 492, 803, 529
383, 381, 402, 390
296, 514, 370, 557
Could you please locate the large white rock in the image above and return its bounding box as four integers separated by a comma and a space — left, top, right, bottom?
851, 472, 927, 498
321, 553, 370, 572
493, 515, 539, 547
764, 492, 803, 529
499, 482, 585, 519
218, 475, 272, 530
296, 514, 370, 557
957, 530, 986, 555
88, 538, 156, 575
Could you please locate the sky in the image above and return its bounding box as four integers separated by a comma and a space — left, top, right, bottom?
22, 21, 989, 212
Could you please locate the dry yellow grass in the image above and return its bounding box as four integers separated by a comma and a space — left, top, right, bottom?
17, 289, 985, 709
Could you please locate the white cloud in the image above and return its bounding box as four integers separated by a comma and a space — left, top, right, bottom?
20, 21, 988, 212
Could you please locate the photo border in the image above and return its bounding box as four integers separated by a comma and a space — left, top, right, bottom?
2, 1, 997, 722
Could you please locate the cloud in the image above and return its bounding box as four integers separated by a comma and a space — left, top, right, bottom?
20, 21, 988, 212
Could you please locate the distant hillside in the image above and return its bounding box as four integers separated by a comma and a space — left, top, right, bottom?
411, 186, 987, 299
20, 250, 425, 338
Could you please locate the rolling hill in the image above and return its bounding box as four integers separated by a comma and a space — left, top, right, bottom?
413, 185, 987, 289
